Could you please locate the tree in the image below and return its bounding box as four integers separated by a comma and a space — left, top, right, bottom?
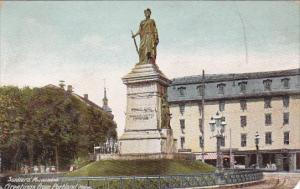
0, 85, 117, 171
0, 86, 25, 170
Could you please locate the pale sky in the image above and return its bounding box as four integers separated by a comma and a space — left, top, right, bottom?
0, 1, 299, 136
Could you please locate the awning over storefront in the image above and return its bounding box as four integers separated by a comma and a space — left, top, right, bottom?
233, 155, 246, 157
196, 153, 230, 160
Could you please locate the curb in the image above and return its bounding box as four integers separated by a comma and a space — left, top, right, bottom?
178, 179, 266, 189
218, 179, 266, 188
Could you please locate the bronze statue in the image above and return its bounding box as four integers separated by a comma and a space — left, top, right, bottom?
132, 8, 159, 64
161, 93, 171, 129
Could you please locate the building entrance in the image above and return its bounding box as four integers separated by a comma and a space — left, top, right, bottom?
283, 156, 289, 171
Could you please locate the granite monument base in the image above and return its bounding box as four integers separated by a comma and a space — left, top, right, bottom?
119, 129, 176, 154
119, 63, 177, 156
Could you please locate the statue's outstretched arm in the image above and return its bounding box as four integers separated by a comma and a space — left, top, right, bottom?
132, 23, 142, 38
132, 31, 140, 38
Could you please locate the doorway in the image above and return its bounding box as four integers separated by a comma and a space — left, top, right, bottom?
283, 154, 290, 172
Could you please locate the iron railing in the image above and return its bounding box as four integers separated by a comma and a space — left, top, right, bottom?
7, 169, 263, 189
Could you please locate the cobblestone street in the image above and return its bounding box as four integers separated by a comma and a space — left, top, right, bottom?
238, 173, 300, 189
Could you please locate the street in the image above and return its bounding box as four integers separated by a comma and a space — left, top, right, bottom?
240, 172, 300, 189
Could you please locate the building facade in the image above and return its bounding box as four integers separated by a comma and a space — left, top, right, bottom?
168, 69, 300, 172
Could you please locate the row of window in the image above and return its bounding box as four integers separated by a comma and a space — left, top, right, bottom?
178, 96, 290, 115
218, 96, 289, 112
240, 112, 290, 127
180, 117, 223, 131
177, 78, 291, 96
240, 132, 290, 147
264, 96, 290, 108
180, 131, 290, 149
180, 131, 290, 150
179, 112, 289, 134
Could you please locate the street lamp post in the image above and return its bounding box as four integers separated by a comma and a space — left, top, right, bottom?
255, 132, 260, 169
209, 111, 226, 173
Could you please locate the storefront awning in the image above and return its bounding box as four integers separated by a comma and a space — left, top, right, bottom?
196, 153, 230, 160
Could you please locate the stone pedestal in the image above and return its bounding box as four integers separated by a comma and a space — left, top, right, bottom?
119, 63, 176, 155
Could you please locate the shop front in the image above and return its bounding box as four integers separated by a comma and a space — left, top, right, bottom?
227, 149, 299, 172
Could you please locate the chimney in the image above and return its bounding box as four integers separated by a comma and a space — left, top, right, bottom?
84, 94, 88, 100
67, 85, 73, 93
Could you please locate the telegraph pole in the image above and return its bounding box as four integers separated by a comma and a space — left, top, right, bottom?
230, 128, 233, 168
201, 70, 205, 163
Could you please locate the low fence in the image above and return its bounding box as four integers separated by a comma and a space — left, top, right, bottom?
223, 169, 263, 185
5, 169, 263, 189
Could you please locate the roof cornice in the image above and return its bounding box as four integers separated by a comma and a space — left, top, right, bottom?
171, 68, 300, 86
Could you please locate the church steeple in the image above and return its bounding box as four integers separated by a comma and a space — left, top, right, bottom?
102, 81, 112, 114
103, 87, 108, 107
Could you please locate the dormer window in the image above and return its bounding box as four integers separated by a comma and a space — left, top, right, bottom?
238, 81, 247, 93
281, 78, 290, 89
177, 87, 186, 97
196, 85, 204, 96
263, 79, 272, 91
217, 83, 226, 94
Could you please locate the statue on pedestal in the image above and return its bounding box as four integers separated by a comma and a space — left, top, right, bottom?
119, 9, 176, 156
132, 8, 159, 64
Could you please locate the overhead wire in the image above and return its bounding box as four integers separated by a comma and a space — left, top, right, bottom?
234, 2, 249, 65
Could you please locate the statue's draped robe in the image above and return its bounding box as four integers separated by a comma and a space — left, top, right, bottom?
138, 18, 159, 64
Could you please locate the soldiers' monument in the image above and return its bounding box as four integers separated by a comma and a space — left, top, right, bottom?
119, 8, 176, 155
